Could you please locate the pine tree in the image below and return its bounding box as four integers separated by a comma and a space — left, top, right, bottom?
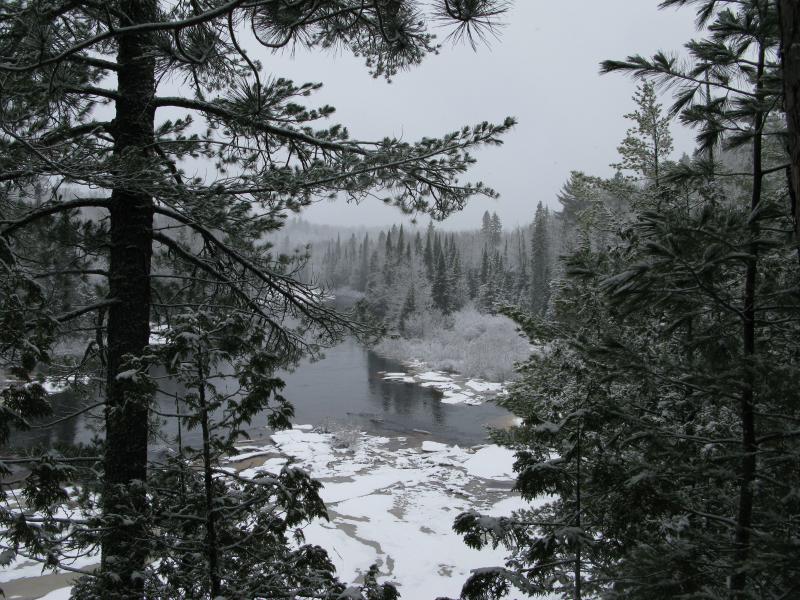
0, 0, 514, 584
610, 80, 674, 186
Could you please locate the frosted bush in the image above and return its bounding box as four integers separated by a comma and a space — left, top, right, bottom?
375, 308, 529, 381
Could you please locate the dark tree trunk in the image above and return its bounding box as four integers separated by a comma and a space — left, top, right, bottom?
102, 0, 157, 596
729, 41, 765, 600
198, 365, 221, 598
779, 0, 800, 238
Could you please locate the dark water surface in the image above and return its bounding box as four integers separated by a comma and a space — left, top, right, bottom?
9, 339, 510, 452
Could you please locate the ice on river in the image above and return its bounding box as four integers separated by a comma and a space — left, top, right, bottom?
378, 363, 507, 407
251, 426, 534, 598
2, 426, 539, 599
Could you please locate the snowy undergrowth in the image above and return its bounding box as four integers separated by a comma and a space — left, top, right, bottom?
375, 308, 529, 382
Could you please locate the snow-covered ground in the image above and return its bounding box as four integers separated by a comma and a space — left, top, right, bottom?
379, 361, 509, 408
2, 426, 543, 600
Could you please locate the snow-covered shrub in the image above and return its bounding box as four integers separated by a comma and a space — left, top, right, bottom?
374, 308, 528, 381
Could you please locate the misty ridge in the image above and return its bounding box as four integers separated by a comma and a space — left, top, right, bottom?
1, 1, 799, 600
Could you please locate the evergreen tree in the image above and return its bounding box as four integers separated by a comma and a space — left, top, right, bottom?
610, 80, 674, 186
530, 201, 551, 316
432, 246, 450, 313
490, 212, 503, 246
457, 4, 799, 599
424, 222, 436, 281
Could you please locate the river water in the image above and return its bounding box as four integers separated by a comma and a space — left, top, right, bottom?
9, 338, 511, 453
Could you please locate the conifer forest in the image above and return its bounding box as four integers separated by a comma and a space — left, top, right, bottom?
1, 1, 800, 599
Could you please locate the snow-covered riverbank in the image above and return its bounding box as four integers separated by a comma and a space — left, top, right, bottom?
2, 426, 540, 599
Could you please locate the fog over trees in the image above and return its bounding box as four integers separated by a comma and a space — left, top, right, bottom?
1, 1, 799, 599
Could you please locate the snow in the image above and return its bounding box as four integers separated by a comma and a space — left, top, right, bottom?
378, 361, 507, 407
39, 375, 90, 394
416, 371, 453, 382
463, 446, 517, 480
0, 551, 97, 583
232, 428, 535, 598
421, 441, 449, 452
465, 379, 503, 393
38, 588, 74, 600
148, 323, 169, 346
4, 429, 537, 600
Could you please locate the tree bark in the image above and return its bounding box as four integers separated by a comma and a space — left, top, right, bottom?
198, 362, 222, 598
729, 40, 765, 600
101, 1, 157, 597
779, 0, 800, 238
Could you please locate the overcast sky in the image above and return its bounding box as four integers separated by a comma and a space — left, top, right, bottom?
250, 1, 700, 231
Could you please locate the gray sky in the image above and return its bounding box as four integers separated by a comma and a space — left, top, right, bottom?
247, 1, 700, 231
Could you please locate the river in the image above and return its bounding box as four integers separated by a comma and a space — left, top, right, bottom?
8, 338, 511, 453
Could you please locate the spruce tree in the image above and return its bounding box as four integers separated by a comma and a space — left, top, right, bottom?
530, 201, 551, 316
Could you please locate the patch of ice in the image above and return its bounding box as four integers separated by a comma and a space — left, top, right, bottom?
321, 467, 426, 504
421, 441, 449, 453
465, 380, 504, 393
0, 550, 98, 583
224, 447, 277, 462
420, 381, 461, 391
293, 424, 314, 431
381, 372, 408, 380
39, 588, 74, 600
440, 390, 482, 406
440, 392, 475, 405
239, 457, 289, 479
416, 371, 453, 383
463, 446, 517, 480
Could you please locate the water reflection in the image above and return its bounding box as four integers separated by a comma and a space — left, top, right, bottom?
5, 339, 509, 452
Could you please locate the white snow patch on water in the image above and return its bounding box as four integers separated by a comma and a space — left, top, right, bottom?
381, 372, 408, 380
239, 457, 289, 479
416, 371, 453, 382
421, 441, 449, 452
38, 588, 75, 600
465, 380, 503, 393
419, 381, 460, 391
441, 391, 481, 405
463, 446, 517, 480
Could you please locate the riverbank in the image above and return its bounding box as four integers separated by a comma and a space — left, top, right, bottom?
373, 308, 530, 383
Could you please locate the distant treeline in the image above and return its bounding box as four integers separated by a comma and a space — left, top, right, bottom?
283, 205, 562, 332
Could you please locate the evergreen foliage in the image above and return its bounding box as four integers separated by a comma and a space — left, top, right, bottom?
452, 2, 800, 598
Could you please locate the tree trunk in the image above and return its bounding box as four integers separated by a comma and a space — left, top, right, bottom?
102, 1, 156, 596
198, 362, 222, 597
574, 423, 582, 600
729, 41, 765, 600
779, 0, 800, 238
